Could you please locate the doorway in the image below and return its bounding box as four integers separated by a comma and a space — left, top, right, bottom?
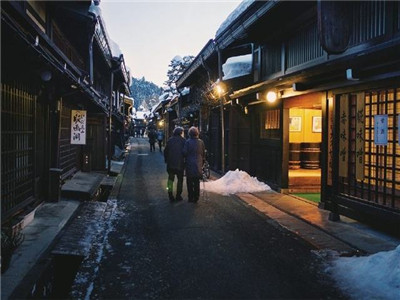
285, 93, 323, 203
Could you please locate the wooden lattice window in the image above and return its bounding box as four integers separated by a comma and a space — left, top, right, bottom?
339, 89, 400, 210
260, 110, 280, 139
1, 83, 36, 219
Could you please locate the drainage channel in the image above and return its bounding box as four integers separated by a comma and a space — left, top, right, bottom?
23, 190, 113, 299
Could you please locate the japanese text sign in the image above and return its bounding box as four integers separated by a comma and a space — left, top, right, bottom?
71, 110, 86, 145
374, 114, 388, 146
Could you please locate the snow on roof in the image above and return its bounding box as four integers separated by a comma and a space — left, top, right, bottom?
215, 0, 255, 37
222, 54, 252, 80
88, 1, 101, 17
109, 39, 122, 58
135, 111, 149, 120
172, 55, 183, 63
202, 169, 271, 195
89, 1, 123, 59
180, 87, 190, 96
328, 244, 400, 299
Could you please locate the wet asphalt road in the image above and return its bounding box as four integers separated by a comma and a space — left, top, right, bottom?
85, 137, 346, 299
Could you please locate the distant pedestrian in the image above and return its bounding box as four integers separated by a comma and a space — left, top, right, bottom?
148, 128, 156, 152
183, 126, 205, 203
157, 130, 164, 152
164, 127, 186, 202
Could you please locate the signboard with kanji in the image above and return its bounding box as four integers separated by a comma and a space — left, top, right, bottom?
339, 95, 349, 177
71, 110, 86, 145
355, 94, 365, 180
374, 114, 388, 146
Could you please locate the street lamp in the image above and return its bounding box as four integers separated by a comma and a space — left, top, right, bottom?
216, 47, 226, 174
266, 91, 278, 103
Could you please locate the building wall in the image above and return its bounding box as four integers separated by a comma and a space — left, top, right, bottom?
289, 109, 321, 143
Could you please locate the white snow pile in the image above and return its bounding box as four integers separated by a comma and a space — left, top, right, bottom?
222, 54, 252, 80
329, 245, 400, 299
202, 169, 271, 195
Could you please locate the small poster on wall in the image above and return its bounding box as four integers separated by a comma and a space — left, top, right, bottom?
71, 110, 86, 145
312, 116, 322, 132
374, 114, 388, 146
289, 116, 301, 132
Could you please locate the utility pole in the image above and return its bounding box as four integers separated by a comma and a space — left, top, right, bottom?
217, 48, 225, 174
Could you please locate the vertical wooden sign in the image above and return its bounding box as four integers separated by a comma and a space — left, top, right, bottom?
339, 95, 348, 177
71, 110, 87, 145
327, 97, 334, 185
355, 93, 365, 180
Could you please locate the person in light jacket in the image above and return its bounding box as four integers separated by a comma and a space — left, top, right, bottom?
183, 126, 205, 203
164, 127, 186, 202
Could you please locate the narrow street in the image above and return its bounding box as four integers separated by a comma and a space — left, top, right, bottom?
75, 137, 346, 299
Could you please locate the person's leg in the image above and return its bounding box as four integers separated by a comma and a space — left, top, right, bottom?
186, 177, 194, 202
193, 177, 200, 202
158, 141, 162, 152
175, 171, 184, 201
167, 171, 175, 201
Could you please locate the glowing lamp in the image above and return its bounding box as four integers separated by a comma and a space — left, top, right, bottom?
266, 91, 277, 103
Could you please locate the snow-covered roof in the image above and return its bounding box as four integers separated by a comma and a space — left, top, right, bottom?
215, 0, 255, 37
109, 39, 122, 59
222, 54, 252, 80
180, 87, 190, 96
134, 111, 149, 120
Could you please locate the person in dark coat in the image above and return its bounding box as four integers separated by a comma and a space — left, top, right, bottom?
164, 127, 186, 202
157, 130, 164, 152
148, 128, 156, 152
183, 126, 205, 203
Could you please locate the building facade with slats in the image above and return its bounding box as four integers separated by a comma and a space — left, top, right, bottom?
176, 0, 400, 232
1, 0, 131, 224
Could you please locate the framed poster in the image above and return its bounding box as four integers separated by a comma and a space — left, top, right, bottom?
71, 110, 86, 145
312, 116, 322, 132
289, 116, 302, 132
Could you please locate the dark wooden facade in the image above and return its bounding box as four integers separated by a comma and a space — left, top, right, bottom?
1, 1, 131, 223
176, 0, 400, 231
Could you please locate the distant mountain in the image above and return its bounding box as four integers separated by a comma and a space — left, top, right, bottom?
130, 77, 162, 110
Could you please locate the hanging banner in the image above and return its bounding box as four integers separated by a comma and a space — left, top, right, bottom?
339, 95, 348, 177
374, 114, 388, 146
327, 97, 334, 185
71, 110, 87, 145
355, 93, 365, 180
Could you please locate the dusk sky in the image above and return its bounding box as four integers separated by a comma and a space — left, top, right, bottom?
100, 0, 241, 87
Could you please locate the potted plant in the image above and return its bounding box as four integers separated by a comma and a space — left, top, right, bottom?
1, 228, 24, 274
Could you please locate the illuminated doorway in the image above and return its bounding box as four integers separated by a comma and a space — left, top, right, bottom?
285, 93, 323, 202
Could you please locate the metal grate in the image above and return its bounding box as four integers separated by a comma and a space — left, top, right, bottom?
339, 89, 400, 210
1, 83, 36, 219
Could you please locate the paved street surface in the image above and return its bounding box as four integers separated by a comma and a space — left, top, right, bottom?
73, 137, 346, 299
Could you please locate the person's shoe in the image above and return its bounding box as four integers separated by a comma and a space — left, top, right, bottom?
175, 195, 183, 202
168, 193, 175, 202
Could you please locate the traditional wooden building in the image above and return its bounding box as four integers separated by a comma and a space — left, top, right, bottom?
1, 0, 131, 224
177, 0, 400, 231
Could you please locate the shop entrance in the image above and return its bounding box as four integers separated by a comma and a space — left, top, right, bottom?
285, 93, 323, 203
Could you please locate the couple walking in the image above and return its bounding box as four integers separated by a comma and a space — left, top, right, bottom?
164, 126, 205, 203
